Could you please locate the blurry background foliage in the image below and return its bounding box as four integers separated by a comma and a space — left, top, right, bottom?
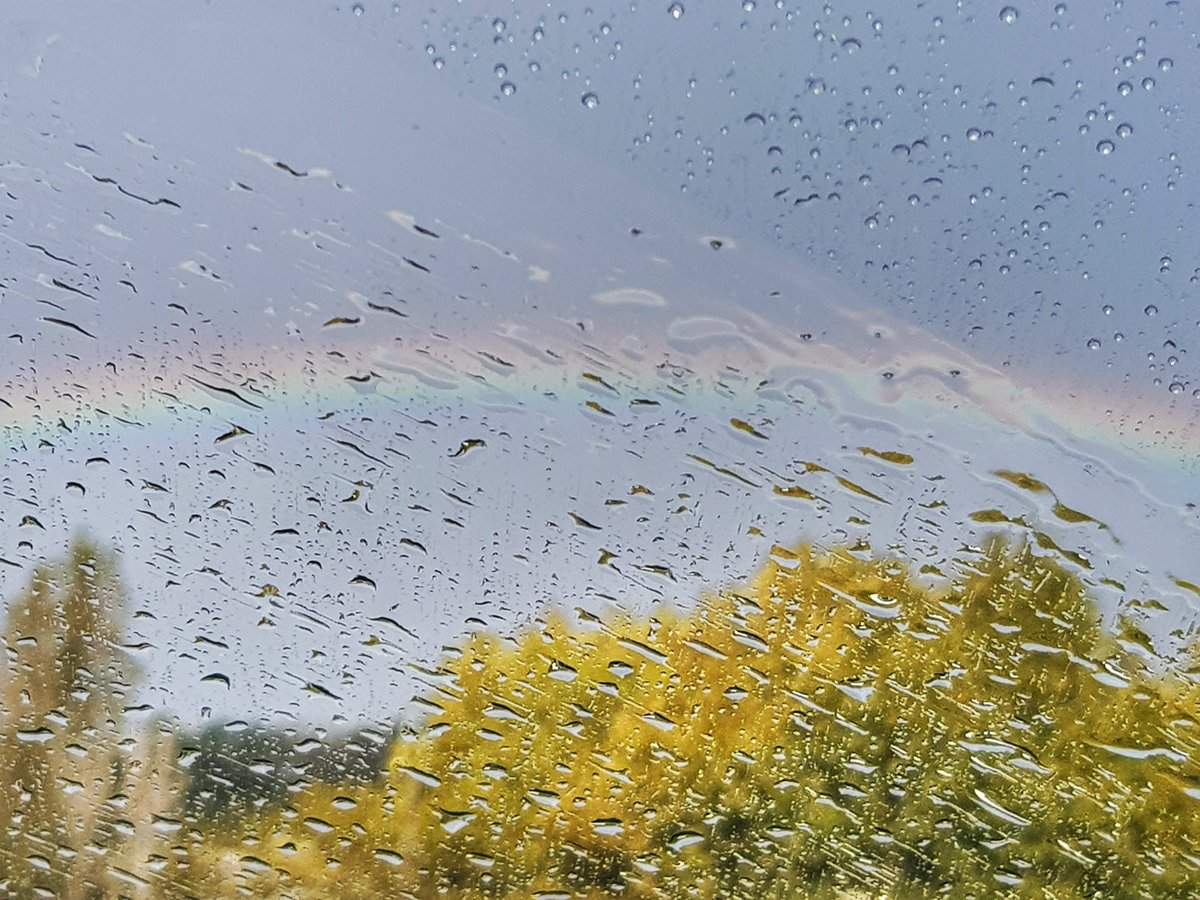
2, 537, 1198, 898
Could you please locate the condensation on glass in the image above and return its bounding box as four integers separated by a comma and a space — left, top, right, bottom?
1, 2, 1197, 897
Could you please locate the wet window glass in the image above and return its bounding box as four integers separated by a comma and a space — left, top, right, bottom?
2, 1, 1199, 897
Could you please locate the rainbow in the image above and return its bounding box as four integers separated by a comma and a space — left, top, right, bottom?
4, 291, 1197, 498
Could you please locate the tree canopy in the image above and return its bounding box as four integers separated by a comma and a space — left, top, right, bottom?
182, 538, 1200, 899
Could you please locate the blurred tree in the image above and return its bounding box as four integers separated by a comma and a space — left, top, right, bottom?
188, 538, 1200, 899
0, 539, 161, 899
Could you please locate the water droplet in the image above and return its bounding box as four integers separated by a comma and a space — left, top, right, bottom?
1087, 337, 1101, 350
398, 765, 442, 788
999, 6, 1019, 24
668, 830, 706, 852
492, 17, 507, 33
1116, 122, 1133, 139
1158, 57, 1173, 71
668, 2, 685, 18
529, 787, 561, 808
1144, 304, 1158, 316
1117, 81, 1133, 96
351, 3, 364, 15
966, 127, 982, 142
1169, 382, 1185, 395
592, 818, 626, 836
1096, 140, 1115, 155
16, 727, 55, 744
303, 817, 336, 835
500, 81, 516, 96
581, 92, 599, 109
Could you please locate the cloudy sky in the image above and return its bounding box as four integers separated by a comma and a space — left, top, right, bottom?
1, 0, 1197, 729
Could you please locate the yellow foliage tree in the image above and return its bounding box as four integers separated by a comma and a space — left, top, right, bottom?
0, 541, 134, 898
187, 539, 1200, 899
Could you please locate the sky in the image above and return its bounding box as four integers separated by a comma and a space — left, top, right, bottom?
1, 0, 1198, 730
